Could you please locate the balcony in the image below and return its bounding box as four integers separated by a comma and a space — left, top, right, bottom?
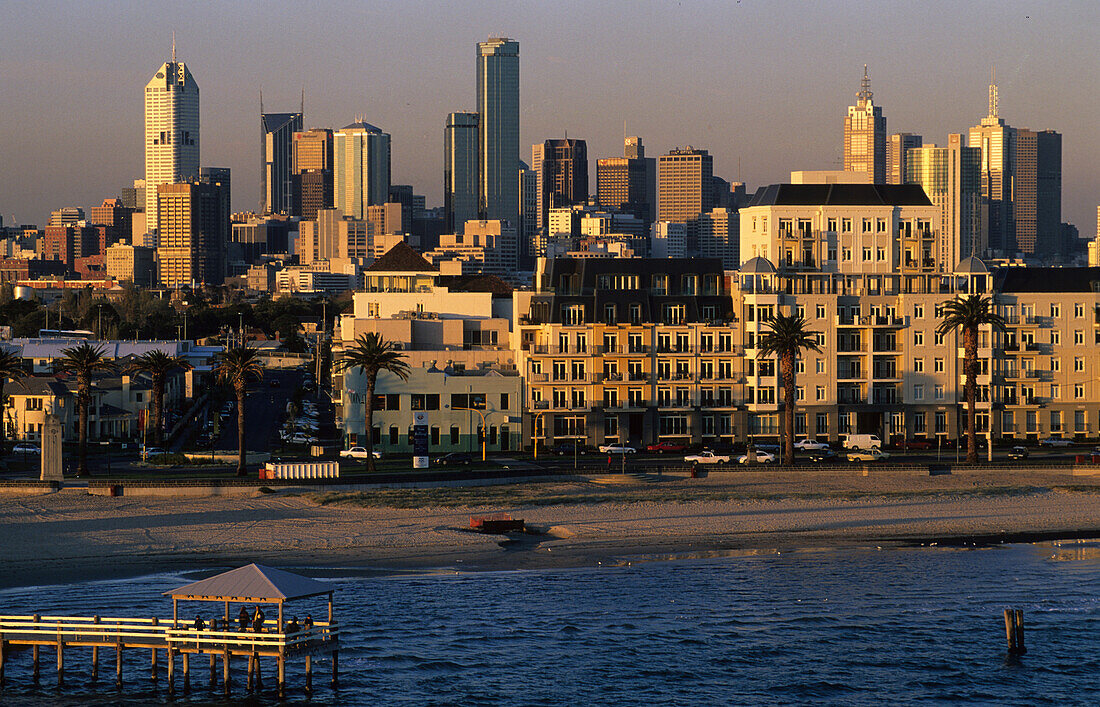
836, 369, 864, 381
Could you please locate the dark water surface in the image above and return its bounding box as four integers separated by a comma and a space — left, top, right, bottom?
1, 542, 1098, 705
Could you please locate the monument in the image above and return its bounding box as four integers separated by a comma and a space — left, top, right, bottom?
41, 413, 63, 481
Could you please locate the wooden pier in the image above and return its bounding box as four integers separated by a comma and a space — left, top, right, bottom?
0, 563, 340, 697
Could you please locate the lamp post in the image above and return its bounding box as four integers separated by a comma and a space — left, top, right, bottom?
451, 405, 487, 462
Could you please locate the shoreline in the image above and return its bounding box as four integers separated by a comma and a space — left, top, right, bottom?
1, 469, 1099, 591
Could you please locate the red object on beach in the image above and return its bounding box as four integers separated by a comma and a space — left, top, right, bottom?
470, 513, 525, 533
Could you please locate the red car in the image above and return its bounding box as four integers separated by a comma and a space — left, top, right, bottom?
900, 438, 934, 450
646, 441, 688, 453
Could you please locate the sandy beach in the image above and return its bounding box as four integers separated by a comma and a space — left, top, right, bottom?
2, 469, 1099, 590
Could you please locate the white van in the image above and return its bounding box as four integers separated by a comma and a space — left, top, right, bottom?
842, 433, 882, 451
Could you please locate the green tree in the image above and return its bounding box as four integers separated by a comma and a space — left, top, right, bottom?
334, 333, 410, 471
126, 350, 194, 445
55, 343, 116, 477
0, 348, 28, 449
936, 295, 1007, 463
757, 313, 823, 465
213, 346, 265, 476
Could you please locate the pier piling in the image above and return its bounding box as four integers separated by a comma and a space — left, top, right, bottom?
182, 651, 190, 693
222, 647, 230, 696
332, 649, 339, 687
305, 655, 312, 693
167, 648, 175, 694
1, 631, 5, 686
115, 642, 122, 688
209, 652, 216, 687
247, 653, 254, 692
1004, 608, 1027, 655
91, 616, 100, 682
278, 655, 286, 698
56, 633, 63, 686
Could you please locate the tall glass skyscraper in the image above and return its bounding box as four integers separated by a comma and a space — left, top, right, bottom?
144, 50, 199, 227
444, 112, 479, 234
843, 65, 886, 183
260, 109, 303, 215
334, 120, 391, 220
476, 37, 520, 234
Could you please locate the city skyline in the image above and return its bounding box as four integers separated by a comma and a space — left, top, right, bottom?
1, 1, 1097, 238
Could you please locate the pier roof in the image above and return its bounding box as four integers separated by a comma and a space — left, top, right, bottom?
165, 563, 334, 603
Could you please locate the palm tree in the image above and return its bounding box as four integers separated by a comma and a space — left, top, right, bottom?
334, 333, 410, 471
0, 348, 28, 450
213, 346, 265, 477
937, 295, 1006, 463
55, 343, 115, 477
757, 313, 823, 465
126, 350, 193, 445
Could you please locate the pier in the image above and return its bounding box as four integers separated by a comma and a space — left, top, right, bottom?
0, 564, 339, 697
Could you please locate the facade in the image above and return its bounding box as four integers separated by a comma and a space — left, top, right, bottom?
658, 148, 714, 223
693, 208, 739, 269
334, 121, 391, 220
843, 66, 886, 184
596, 136, 657, 225
968, 82, 1014, 255
887, 133, 922, 185
1014, 129, 1062, 257
105, 240, 155, 286
297, 208, 371, 265
144, 55, 199, 223
476, 37, 520, 231
293, 128, 334, 220
532, 138, 589, 231
519, 160, 538, 259
260, 110, 303, 215
155, 178, 229, 287
906, 134, 986, 263
444, 112, 479, 234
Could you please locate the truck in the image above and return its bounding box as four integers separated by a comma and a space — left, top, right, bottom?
684, 450, 731, 464
841, 433, 882, 451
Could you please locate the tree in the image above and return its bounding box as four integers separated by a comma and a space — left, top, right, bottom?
333, 333, 410, 471
213, 346, 265, 476
757, 313, 823, 465
126, 350, 194, 445
0, 348, 28, 450
55, 343, 115, 477
937, 295, 1006, 463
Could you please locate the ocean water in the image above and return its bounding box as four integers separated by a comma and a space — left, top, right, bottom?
0, 542, 1098, 705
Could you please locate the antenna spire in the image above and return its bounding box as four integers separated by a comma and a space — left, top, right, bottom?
300, 87, 305, 117
171, 31, 176, 63
988, 64, 999, 118
259, 89, 264, 115
857, 64, 873, 105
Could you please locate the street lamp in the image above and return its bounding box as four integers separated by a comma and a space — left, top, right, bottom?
450, 405, 487, 461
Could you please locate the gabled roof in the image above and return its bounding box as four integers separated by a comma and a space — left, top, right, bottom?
441, 273, 514, 296
165, 563, 334, 602
747, 183, 932, 207
367, 242, 437, 273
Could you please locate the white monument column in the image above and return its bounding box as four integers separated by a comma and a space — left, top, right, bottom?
41, 413, 63, 481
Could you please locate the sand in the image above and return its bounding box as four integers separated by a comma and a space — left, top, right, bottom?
1, 469, 1099, 589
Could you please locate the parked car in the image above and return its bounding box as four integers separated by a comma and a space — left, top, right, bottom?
898, 438, 934, 450
685, 450, 731, 464
288, 433, 317, 445
808, 449, 839, 463
647, 441, 689, 453
1007, 446, 1030, 460
793, 438, 830, 451
847, 449, 891, 462
842, 434, 882, 451
1040, 437, 1072, 448
549, 442, 588, 456
737, 451, 776, 464
141, 446, 165, 459
598, 444, 636, 454
340, 447, 381, 460
12, 443, 41, 455
434, 452, 472, 466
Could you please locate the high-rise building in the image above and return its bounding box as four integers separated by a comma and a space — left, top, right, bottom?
260, 107, 303, 215
293, 128, 334, 221
519, 160, 537, 259
444, 112, 479, 234
968, 81, 1014, 254
476, 37, 519, 231
144, 50, 199, 224
843, 66, 886, 183
906, 134, 986, 265
532, 139, 588, 230
47, 207, 85, 228
334, 121, 391, 220
155, 172, 228, 287
1014, 129, 1062, 256
658, 147, 714, 223
887, 133, 922, 185
596, 136, 657, 224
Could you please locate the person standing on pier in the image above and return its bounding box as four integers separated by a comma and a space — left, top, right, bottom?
253, 606, 266, 632
238, 606, 250, 631
194, 615, 206, 631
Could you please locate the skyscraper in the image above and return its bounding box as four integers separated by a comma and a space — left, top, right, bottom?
968, 81, 1014, 254
444, 112, 479, 234
155, 174, 229, 287
843, 66, 886, 183
906, 134, 985, 265
144, 48, 199, 226
476, 37, 519, 230
293, 128, 334, 220
519, 160, 537, 259
597, 136, 657, 224
334, 120, 391, 220
532, 139, 588, 230
1014, 129, 1062, 256
887, 133, 922, 185
658, 147, 714, 223
260, 106, 303, 215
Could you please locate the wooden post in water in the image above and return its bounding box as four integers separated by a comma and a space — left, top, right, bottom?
0, 631, 5, 687
182, 651, 190, 693
56, 625, 64, 687
91, 616, 100, 682
247, 653, 254, 692
166, 647, 175, 694
150, 617, 158, 682
304, 655, 312, 694
277, 655, 286, 699
222, 647, 230, 696
332, 649, 339, 687
209, 653, 216, 688
1014, 609, 1026, 654
31, 614, 40, 684
254, 651, 262, 690
1004, 608, 1027, 655
115, 641, 123, 688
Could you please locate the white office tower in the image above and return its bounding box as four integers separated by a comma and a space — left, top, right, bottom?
144, 47, 199, 227
334, 120, 391, 220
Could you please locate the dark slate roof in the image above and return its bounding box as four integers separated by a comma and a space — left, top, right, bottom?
261, 112, 300, 133
165, 563, 335, 602
747, 183, 932, 207
367, 242, 437, 272
7, 376, 71, 397
995, 267, 1100, 293
340, 120, 384, 133
441, 274, 514, 296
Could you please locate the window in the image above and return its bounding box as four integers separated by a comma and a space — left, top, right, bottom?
914, 412, 926, 434
816, 359, 825, 374
1075, 383, 1084, 399
1075, 357, 1085, 372
914, 304, 924, 319
934, 384, 944, 400
913, 358, 924, 373
934, 357, 944, 373
934, 332, 945, 346
500, 393, 510, 410
1051, 331, 1060, 346
842, 218, 852, 233
913, 384, 924, 401
827, 218, 838, 232
796, 387, 804, 401
652, 275, 668, 295
842, 248, 852, 261
862, 247, 872, 261
815, 386, 825, 401
663, 304, 686, 325
1075, 330, 1084, 345
876, 247, 886, 261
411, 394, 441, 410
1050, 304, 1060, 318
1074, 303, 1084, 318
25, 398, 43, 411
1075, 410, 1087, 432
914, 332, 924, 346
816, 413, 829, 435
862, 218, 872, 233
1051, 384, 1060, 400
1050, 358, 1060, 373
816, 304, 826, 319
629, 303, 643, 324
935, 411, 947, 434
1050, 410, 1062, 432
604, 304, 617, 324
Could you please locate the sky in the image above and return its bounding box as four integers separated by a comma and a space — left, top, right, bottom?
1, 0, 1097, 235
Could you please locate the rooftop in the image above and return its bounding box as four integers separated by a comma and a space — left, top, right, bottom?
747, 183, 933, 207
367, 242, 437, 273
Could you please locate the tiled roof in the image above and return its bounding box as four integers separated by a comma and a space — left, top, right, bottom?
367, 242, 437, 272
165, 563, 335, 602
747, 183, 932, 207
